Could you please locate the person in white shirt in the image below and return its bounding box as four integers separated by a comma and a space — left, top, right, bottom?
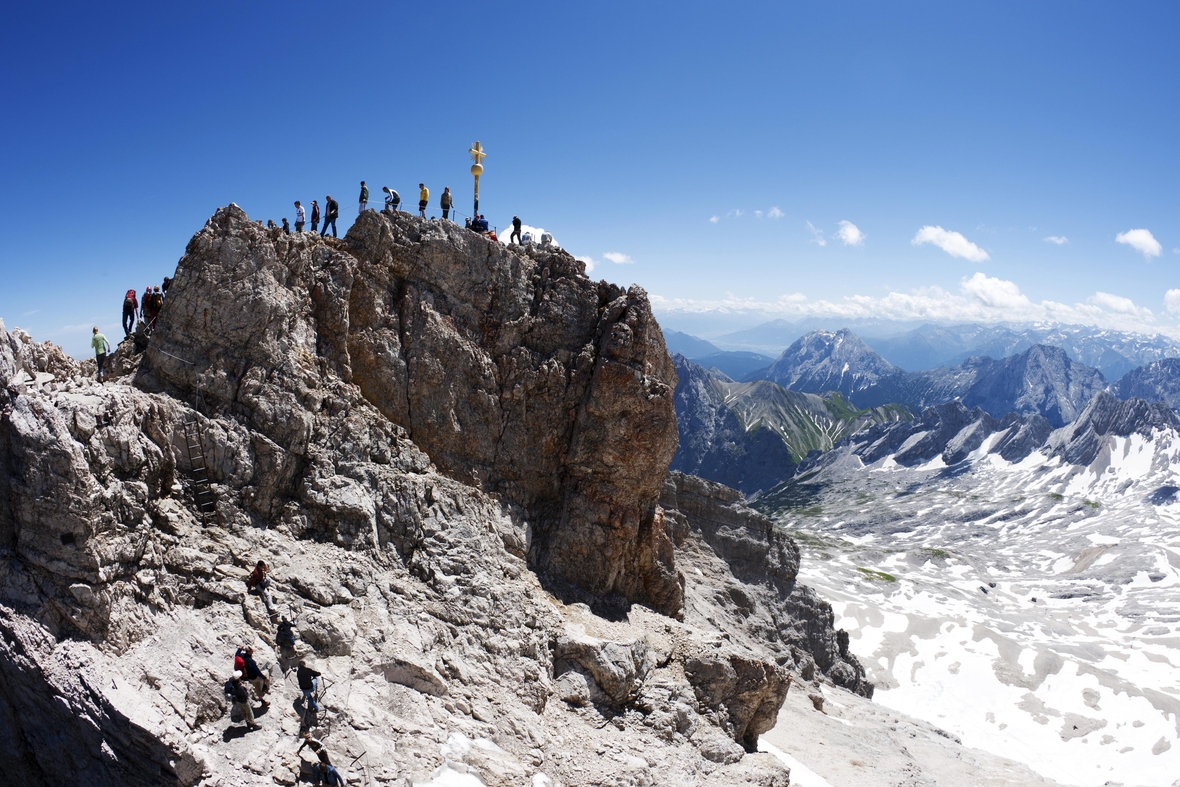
294, 201, 306, 232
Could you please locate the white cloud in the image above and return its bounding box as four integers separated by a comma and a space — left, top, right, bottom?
651, 274, 1172, 338
806, 221, 827, 247
961, 272, 1030, 310
1166, 290, 1180, 314
836, 220, 865, 247
1043, 236, 1068, 245
575, 256, 596, 274
911, 225, 989, 262
1115, 228, 1162, 259
21, 309, 40, 317
603, 252, 634, 265
1088, 291, 1152, 319
711, 207, 780, 223
1174, 248, 1180, 255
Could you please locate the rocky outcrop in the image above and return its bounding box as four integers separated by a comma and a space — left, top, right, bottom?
661, 472, 872, 698
0, 208, 873, 786
136, 206, 681, 617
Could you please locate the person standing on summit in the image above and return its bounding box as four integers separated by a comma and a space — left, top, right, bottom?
311, 200, 320, 233
440, 187, 453, 220
358, 181, 369, 214
294, 201, 305, 232
510, 216, 522, 245
323, 195, 339, 237
91, 327, 111, 382
418, 183, 429, 218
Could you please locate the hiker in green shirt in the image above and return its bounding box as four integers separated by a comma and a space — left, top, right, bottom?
91, 327, 111, 382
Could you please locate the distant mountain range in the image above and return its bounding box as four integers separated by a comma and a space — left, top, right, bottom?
667, 318, 1180, 380
668, 324, 1180, 495
664, 330, 776, 381
865, 323, 1180, 379
857, 344, 1108, 428
670, 354, 909, 495
782, 391, 1180, 489
664, 330, 721, 358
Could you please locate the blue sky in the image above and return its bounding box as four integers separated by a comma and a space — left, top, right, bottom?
2, 1, 1178, 356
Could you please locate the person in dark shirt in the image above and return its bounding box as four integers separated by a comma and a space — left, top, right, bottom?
235, 646, 269, 707
323, 196, 340, 237
311, 200, 321, 233
297, 659, 321, 712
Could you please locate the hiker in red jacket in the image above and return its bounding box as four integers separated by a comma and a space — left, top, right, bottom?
246, 560, 276, 615
122, 289, 139, 336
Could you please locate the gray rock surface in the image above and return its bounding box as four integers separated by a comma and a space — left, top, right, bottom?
0, 209, 879, 786
137, 205, 682, 617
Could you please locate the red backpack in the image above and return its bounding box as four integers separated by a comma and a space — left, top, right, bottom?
234, 654, 246, 674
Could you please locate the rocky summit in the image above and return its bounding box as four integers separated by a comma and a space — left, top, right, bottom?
0, 206, 868, 787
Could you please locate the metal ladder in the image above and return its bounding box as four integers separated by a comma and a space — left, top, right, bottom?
182, 420, 216, 525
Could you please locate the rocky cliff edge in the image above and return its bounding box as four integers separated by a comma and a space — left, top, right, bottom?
0, 206, 865, 786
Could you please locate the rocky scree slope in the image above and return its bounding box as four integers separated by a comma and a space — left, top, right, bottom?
0, 206, 866, 786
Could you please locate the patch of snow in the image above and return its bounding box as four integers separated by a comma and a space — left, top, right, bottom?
758, 741, 836, 787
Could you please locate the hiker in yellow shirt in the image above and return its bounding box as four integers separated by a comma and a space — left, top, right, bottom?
418, 184, 429, 218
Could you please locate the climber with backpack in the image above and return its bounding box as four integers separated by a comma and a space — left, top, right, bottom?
140, 284, 153, 322
122, 289, 139, 337
147, 286, 164, 330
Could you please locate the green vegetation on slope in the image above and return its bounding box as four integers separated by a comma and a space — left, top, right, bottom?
714, 380, 913, 464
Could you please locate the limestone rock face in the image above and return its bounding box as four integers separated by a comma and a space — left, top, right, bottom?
138, 206, 682, 616
0, 208, 866, 786
661, 472, 872, 699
